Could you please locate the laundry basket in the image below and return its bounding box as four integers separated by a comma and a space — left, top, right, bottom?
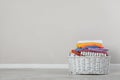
68, 56, 111, 74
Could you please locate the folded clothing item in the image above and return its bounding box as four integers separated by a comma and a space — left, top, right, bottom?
76, 42, 104, 48
87, 48, 108, 52
70, 40, 109, 56
71, 49, 108, 56
71, 50, 82, 56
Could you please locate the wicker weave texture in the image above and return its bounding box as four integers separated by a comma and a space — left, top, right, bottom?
68, 56, 110, 74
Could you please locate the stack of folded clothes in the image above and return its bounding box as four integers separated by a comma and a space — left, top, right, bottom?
70, 40, 109, 56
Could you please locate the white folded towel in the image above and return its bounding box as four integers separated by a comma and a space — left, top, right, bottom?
77, 40, 103, 43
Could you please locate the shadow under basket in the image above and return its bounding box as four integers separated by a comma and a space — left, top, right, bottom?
68, 56, 111, 75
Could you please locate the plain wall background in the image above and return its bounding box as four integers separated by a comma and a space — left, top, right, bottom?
0, 0, 120, 64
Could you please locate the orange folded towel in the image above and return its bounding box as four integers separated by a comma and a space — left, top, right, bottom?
76, 42, 104, 48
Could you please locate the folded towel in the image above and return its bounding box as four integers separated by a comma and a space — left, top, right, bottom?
87, 48, 108, 52
76, 42, 104, 48
77, 40, 103, 43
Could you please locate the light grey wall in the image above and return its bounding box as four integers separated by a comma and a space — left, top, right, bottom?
0, 0, 120, 64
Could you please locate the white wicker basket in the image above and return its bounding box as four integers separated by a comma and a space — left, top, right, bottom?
68, 56, 111, 74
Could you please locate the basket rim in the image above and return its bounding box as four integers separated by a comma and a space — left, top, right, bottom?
68, 56, 111, 58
